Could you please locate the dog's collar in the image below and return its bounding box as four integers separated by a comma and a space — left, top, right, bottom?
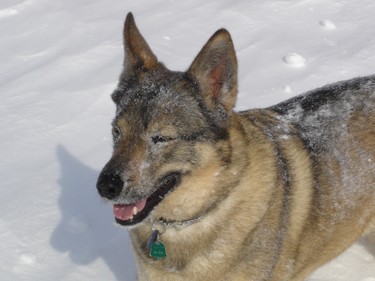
146, 215, 204, 260
150, 215, 204, 233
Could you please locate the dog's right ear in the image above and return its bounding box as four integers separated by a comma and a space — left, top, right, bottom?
123, 13, 158, 71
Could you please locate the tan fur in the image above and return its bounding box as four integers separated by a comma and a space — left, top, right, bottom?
129, 109, 375, 281
97, 13, 375, 281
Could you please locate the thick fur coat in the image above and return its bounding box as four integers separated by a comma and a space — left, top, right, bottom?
97, 13, 375, 281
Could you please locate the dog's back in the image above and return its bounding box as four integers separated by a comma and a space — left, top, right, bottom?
268, 76, 375, 278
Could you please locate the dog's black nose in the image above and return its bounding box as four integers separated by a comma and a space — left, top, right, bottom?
96, 172, 124, 200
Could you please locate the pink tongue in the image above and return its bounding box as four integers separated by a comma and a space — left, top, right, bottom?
113, 199, 147, 221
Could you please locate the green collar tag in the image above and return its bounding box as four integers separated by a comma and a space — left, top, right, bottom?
149, 240, 167, 260
147, 214, 204, 260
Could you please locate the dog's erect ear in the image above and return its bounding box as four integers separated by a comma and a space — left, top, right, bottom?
123, 13, 158, 71
188, 29, 238, 113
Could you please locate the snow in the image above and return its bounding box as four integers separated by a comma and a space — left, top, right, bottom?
283, 52, 307, 68
0, 0, 374, 280
319, 19, 337, 30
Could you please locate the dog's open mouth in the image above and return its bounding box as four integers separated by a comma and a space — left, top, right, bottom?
113, 172, 181, 226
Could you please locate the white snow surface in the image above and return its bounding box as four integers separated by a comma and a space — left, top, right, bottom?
1, 0, 374, 280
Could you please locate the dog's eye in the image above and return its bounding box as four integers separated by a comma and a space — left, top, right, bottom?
151, 135, 169, 144
112, 126, 121, 140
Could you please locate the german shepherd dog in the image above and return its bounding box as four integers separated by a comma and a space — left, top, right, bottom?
97, 13, 375, 281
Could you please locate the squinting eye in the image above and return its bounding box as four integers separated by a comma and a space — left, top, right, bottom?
112, 126, 121, 139
151, 135, 167, 144
151, 135, 169, 144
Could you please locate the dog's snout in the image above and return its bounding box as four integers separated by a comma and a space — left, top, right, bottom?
96, 171, 124, 200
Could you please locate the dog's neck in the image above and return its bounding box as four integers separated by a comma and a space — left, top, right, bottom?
150, 215, 204, 233
144, 215, 205, 260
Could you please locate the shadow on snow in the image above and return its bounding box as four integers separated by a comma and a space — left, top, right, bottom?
50, 145, 136, 281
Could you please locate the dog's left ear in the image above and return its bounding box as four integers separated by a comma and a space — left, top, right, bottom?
123, 13, 158, 71
188, 29, 238, 114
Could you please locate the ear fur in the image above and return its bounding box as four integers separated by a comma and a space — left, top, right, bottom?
123, 13, 158, 71
188, 29, 238, 114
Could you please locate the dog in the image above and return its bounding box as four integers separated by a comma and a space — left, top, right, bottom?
96, 12, 375, 281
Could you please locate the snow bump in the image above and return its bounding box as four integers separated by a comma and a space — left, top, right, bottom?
319, 19, 337, 30
283, 52, 306, 68
19, 252, 36, 265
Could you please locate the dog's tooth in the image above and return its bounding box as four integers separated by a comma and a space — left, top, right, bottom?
133, 206, 138, 216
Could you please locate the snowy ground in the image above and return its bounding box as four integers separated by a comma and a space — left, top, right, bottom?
1, 0, 375, 280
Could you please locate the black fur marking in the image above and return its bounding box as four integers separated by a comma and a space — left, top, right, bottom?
271, 76, 375, 115
269, 149, 291, 280
179, 130, 208, 142
247, 115, 291, 279
269, 75, 375, 155
140, 100, 151, 130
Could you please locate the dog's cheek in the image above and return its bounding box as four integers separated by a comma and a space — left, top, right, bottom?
152, 144, 226, 221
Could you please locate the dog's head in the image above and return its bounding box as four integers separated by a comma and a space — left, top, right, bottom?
97, 13, 238, 226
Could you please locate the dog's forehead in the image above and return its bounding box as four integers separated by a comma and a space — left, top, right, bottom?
115, 84, 186, 114
115, 71, 188, 105
112, 73, 203, 130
